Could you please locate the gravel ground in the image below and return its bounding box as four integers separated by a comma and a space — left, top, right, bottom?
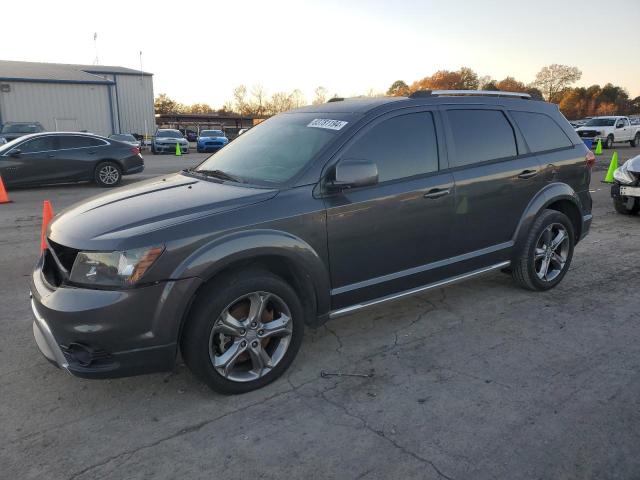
1, 148, 639, 480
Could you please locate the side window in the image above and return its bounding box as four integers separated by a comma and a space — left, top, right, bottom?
18, 136, 59, 153
59, 136, 106, 149
447, 109, 517, 166
341, 112, 438, 182
622, 118, 629, 127
510, 111, 572, 153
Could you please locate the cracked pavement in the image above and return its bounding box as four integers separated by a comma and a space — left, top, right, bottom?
1, 151, 640, 479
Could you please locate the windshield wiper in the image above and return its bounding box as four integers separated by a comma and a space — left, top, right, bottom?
186, 168, 243, 183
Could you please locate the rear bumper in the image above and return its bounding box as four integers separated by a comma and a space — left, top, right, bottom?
30, 256, 202, 379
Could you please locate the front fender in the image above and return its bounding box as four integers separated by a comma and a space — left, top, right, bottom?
172, 229, 332, 319
512, 182, 585, 254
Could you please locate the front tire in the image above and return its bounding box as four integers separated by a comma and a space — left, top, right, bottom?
512, 209, 575, 291
604, 135, 614, 149
94, 161, 122, 187
181, 269, 304, 394
613, 195, 640, 215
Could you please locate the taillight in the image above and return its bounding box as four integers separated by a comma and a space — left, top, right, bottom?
131, 147, 140, 155
585, 150, 595, 169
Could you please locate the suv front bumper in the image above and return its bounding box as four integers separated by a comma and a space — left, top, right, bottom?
30, 255, 201, 379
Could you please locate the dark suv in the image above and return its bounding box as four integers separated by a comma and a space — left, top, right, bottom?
31, 91, 593, 394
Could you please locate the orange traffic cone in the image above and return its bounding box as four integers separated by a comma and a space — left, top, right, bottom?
40, 200, 54, 251
0, 176, 11, 204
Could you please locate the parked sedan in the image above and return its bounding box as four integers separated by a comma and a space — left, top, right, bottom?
196, 129, 229, 153
152, 129, 189, 154
0, 121, 45, 143
0, 132, 144, 188
109, 133, 141, 149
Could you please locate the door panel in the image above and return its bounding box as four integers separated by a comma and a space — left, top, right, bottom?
442, 107, 541, 256
324, 109, 456, 309
451, 157, 541, 255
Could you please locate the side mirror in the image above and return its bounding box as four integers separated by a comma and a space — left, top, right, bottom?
10, 149, 21, 157
328, 158, 378, 190
616, 124, 624, 129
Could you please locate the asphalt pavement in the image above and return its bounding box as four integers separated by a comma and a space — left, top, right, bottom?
1, 147, 639, 479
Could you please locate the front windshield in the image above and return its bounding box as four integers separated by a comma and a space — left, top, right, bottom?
200, 130, 224, 137
585, 118, 616, 127
1, 123, 39, 133
194, 112, 355, 185
0, 136, 29, 153
156, 130, 183, 138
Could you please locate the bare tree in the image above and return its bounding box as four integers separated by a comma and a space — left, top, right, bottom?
290, 89, 306, 108
250, 84, 267, 116
313, 86, 328, 105
533, 64, 582, 102
232, 85, 248, 115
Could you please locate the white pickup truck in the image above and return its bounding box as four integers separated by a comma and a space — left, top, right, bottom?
576, 116, 640, 149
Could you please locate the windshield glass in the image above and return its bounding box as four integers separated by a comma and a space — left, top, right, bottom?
200, 130, 224, 137
156, 130, 183, 138
0, 136, 31, 153
194, 112, 355, 185
585, 118, 616, 126
2, 123, 40, 133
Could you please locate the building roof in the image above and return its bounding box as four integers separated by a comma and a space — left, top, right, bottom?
0, 60, 151, 85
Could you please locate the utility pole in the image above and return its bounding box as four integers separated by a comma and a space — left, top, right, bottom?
93, 33, 99, 65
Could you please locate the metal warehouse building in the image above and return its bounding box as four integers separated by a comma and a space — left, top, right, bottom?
0, 60, 154, 138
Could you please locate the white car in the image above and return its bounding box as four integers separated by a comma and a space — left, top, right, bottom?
576, 116, 640, 149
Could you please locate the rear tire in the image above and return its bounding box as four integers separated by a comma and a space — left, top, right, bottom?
613, 195, 640, 215
181, 269, 305, 394
94, 161, 122, 188
630, 133, 640, 148
512, 209, 575, 291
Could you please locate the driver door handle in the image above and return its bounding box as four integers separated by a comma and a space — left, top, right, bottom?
423, 188, 450, 199
518, 169, 538, 179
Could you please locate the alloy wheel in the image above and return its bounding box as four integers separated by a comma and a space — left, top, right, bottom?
534, 223, 570, 282
209, 291, 293, 382
99, 165, 120, 185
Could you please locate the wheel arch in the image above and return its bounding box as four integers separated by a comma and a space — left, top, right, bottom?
174, 229, 331, 332
512, 182, 585, 258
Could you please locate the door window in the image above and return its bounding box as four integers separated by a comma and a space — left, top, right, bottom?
17, 136, 59, 153
447, 110, 517, 166
58, 136, 107, 149
509, 111, 572, 153
340, 112, 439, 182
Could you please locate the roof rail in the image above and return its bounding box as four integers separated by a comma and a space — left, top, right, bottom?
409, 90, 531, 99
327, 97, 344, 103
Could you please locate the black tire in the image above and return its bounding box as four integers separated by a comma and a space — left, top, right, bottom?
613, 195, 640, 215
512, 209, 575, 291
94, 161, 122, 188
151, 146, 158, 155
630, 133, 640, 148
181, 269, 305, 394
604, 135, 614, 149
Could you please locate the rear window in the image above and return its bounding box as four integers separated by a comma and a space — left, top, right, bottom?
510, 111, 572, 153
447, 110, 517, 166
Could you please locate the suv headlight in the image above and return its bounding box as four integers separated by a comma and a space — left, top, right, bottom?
613, 163, 637, 185
69, 245, 164, 287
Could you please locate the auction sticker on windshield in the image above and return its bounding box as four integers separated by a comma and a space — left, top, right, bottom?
307, 119, 348, 130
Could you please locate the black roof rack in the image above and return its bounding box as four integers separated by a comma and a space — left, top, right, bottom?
327, 97, 345, 103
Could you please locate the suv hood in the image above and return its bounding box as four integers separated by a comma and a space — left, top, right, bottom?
48, 173, 278, 250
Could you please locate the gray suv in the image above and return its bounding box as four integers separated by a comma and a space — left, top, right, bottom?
31, 91, 593, 394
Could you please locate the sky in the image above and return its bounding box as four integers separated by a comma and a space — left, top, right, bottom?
1, 0, 639, 107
